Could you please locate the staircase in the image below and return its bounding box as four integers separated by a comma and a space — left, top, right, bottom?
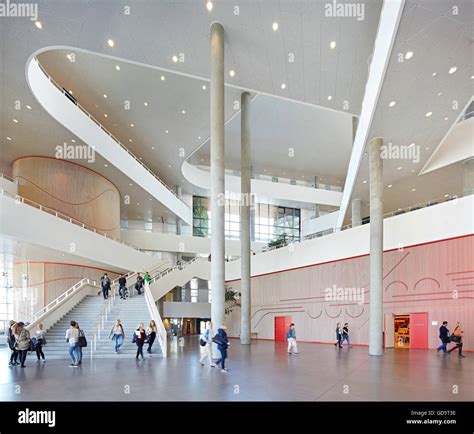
42, 293, 160, 359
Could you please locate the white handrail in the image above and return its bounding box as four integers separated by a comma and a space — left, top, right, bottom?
144, 281, 167, 357
149, 256, 201, 285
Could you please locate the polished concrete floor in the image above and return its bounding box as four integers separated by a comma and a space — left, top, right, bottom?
0, 337, 472, 401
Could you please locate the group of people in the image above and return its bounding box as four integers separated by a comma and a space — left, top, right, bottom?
335, 323, 350, 349
104, 272, 152, 300
436, 321, 466, 357
109, 319, 157, 360
199, 321, 230, 372
7, 321, 46, 368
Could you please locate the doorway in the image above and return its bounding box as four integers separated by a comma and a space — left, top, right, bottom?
274, 316, 292, 342
390, 313, 429, 349
394, 315, 410, 349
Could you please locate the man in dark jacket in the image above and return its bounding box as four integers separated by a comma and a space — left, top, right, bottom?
135, 273, 144, 295
214, 325, 230, 373
118, 275, 127, 299
101, 273, 111, 300
436, 321, 449, 354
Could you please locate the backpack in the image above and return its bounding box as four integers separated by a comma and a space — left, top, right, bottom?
78, 330, 87, 347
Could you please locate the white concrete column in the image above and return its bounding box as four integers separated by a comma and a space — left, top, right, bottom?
352, 198, 362, 227
463, 157, 474, 195
369, 137, 383, 356
240, 91, 251, 345
210, 22, 225, 353
314, 176, 320, 218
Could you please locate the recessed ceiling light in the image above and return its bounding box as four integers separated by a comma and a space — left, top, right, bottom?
107, 39, 114, 47
389, 101, 396, 107
115, 65, 120, 71
103, 94, 107, 98
202, 85, 207, 90
272, 22, 279, 32
182, 110, 186, 114
425, 147, 430, 150
71, 139, 76, 143
149, 198, 152, 201
437, 92, 442, 96
206, 1, 213, 11
444, 117, 448, 121
137, 203, 140, 206
425, 111, 432, 117
165, 130, 169, 134
327, 95, 332, 101
397, 166, 402, 171
6, 136, 11, 141
229, 70, 235, 77
201, 159, 204, 162
330, 41, 336, 49
405, 51, 414, 60
12, 119, 18, 123
411, 188, 416, 192
408, 143, 415, 147
129, 139, 133, 142
362, 180, 367, 184
130, 123, 134, 127
104, 164, 108, 167
264, 169, 267, 172
172, 55, 178, 63
35, 21, 42, 29
198, 136, 201, 139
388, 184, 393, 188
69, 90, 73, 94
448, 66, 457, 74
104, 114, 108, 118
432, 72, 437, 77
168, 165, 172, 168
281, 83, 286, 89
26, 105, 32, 110
444, 194, 449, 197
144, 102, 148, 106
129, 183, 133, 186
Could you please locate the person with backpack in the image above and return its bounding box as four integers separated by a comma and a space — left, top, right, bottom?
7, 320, 19, 367
101, 273, 111, 300
135, 273, 144, 295
133, 323, 146, 361
213, 324, 230, 373
35, 323, 46, 363
334, 323, 343, 348
118, 274, 127, 299
109, 319, 125, 354
66, 321, 80, 367
342, 323, 351, 347
199, 321, 216, 367
286, 323, 299, 355
146, 320, 157, 354
447, 322, 466, 357
13, 322, 30, 368
436, 321, 450, 354
76, 322, 86, 365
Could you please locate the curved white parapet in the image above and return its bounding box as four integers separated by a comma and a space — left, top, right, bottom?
420, 116, 474, 175
182, 160, 343, 208
26, 57, 192, 225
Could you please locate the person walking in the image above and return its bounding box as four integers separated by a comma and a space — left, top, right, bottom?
135, 273, 144, 295
286, 323, 299, 355
76, 322, 86, 365
448, 322, 466, 358
35, 323, 46, 363
342, 323, 351, 347
436, 321, 450, 354
199, 321, 216, 367
7, 320, 19, 367
143, 272, 151, 285
101, 273, 111, 300
134, 323, 146, 361
213, 325, 230, 373
118, 274, 127, 299
66, 321, 80, 367
109, 319, 125, 354
13, 322, 30, 368
146, 320, 157, 354
334, 323, 343, 348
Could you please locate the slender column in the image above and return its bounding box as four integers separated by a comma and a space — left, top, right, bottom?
369, 137, 383, 356
463, 157, 474, 195
314, 176, 320, 218
240, 92, 251, 345
210, 22, 225, 354
352, 198, 362, 227
175, 186, 182, 236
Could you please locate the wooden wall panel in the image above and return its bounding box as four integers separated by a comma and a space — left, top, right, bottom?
226, 235, 474, 351
13, 156, 120, 238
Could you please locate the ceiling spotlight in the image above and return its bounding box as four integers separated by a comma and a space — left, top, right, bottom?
229, 70, 235, 77
281, 83, 286, 89
107, 39, 114, 47
129, 139, 133, 142
103, 94, 107, 98
104, 114, 108, 118
104, 164, 108, 168
129, 183, 133, 186
168, 165, 172, 168
165, 130, 169, 134
448, 66, 457, 74
160, 75, 165, 81
151, 146, 155, 150
389, 101, 396, 107
388, 184, 393, 188
6, 136, 11, 141
26, 105, 32, 110
12, 119, 18, 123
35, 21, 42, 29
149, 198, 152, 201
272, 22, 279, 32
198, 136, 201, 139
206, 1, 213, 11
425, 111, 432, 117
425, 147, 430, 150
71, 139, 76, 143
444, 194, 450, 197
405, 51, 414, 60
444, 117, 448, 121
408, 143, 415, 147
397, 166, 402, 171
432, 72, 437, 77
330, 41, 336, 49
362, 180, 367, 184
115, 65, 120, 71
130, 123, 134, 127
327, 95, 332, 101
144, 102, 148, 106
172, 55, 178, 63
411, 188, 416, 192
202, 85, 207, 90
437, 92, 442, 96
471, 75, 474, 80
182, 110, 186, 114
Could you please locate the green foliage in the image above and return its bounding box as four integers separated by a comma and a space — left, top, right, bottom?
267, 232, 288, 249
193, 200, 209, 237
225, 285, 241, 315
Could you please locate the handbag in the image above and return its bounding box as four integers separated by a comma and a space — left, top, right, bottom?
41, 337, 47, 346
212, 334, 225, 346
450, 334, 461, 343
78, 330, 87, 348
199, 338, 207, 347
28, 338, 36, 352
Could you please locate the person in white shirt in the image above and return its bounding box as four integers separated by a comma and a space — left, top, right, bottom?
199, 321, 216, 367
65, 321, 80, 367
35, 323, 46, 363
